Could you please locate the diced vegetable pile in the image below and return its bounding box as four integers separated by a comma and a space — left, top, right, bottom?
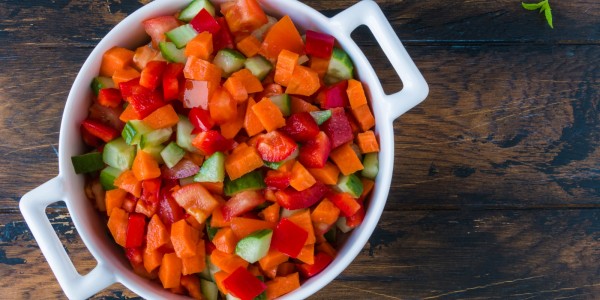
72, 0, 380, 299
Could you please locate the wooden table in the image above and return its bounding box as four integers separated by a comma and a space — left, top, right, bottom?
1, 0, 599, 299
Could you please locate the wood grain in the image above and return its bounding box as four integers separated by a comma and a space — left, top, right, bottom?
1, 0, 599, 299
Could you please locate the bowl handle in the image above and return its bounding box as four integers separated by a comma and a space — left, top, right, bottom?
20, 177, 116, 299
330, 0, 429, 120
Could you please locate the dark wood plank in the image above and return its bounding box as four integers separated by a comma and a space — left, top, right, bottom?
2, 209, 598, 299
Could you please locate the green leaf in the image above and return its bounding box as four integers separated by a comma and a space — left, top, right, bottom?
522, 1, 543, 10
544, 6, 554, 28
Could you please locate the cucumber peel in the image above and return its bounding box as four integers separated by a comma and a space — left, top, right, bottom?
235, 229, 273, 263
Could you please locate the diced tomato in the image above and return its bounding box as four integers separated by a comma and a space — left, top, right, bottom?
190, 9, 221, 35
158, 186, 185, 228
222, 0, 268, 34
328, 192, 360, 217
191, 130, 233, 156
161, 158, 200, 180
188, 107, 215, 132
223, 267, 267, 300
172, 183, 220, 223
271, 218, 308, 258
97, 88, 122, 108
320, 107, 353, 149
213, 17, 234, 51
305, 30, 335, 59
143, 16, 180, 46
264, 170, 291, 190
221, 190, 266, 221
275, 182, 329, 210
140, 61, 167, 91
297, 252, 334, 278
298, 131, 332, 168
256, 131, 298, 162
281, 112, 320, 142
163, 63, 185, 101
141, 178, 162, 204
319, 80, 349, 109
81, 118, 119, 142
125, 213, 146, 248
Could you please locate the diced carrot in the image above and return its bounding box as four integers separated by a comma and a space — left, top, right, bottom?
225, 142, 264, 180
288, 210, 316, 245
259, 15, 304, 61
279, 159, 296, 173
262, 264, 278, 279
251, 97, 286, 132
185, 31, 213, 60
211, 205, 232, 228
244, 97, 265, 137
360, 178, 375, 200
274, 50, 299, 87
142, 104, 180, 129
231, 69, 263, 93
100, 47, 135, 77
264, 189, 277, 202
180, 275, 203, 300
286, 65, 320, 96
158, 253, 183, 289
311, 198, 340, 226
134, 198, 156, 218
352, 104, 376, 132
171, 219, 201, 258
347, 79, 368, 109
119, 104, 142, 123
290, 96, 319, 114
231, 141, 249, 154
223, 76, 248, 103
230, 217, 276, 240
210, 249, 249, 274
310, 56, 330, 79
105, 188, 127, 216
107, 207, 128, 247
259, 203, 280, 223
200, 181, 224, 195
236, 35, 262, 57
214, 271, 229, 294
143, 246, 164, 273
220, 102, 246, 139
209, 87, 238, 124
114, 170, 142, 198
147, 214, 170, 251
183, 56, 222, 86
316, 241, 338, 258
258, 249, 288, 271
289, 161, 316, 191
212, 227, 238, 254
266, 273, 300, 300
182, 240, 206, 275
185, 214, 204, 231
329, 143, 364, 175
132, 150, 161, 181
296, 243, 315, 265
356, 130, 379, 153
276, 262, 296, 277
186, 152, 205, 166
307, 162, 340, 185
112, 67, 141, 87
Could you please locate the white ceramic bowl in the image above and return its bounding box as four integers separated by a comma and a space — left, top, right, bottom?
20, 0, 428, 299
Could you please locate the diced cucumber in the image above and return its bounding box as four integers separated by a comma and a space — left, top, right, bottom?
224, 170, 266, 196
122, 120, 152, 145
214, 49, 246, 77
263, 147, 299, 170
199, 257, 212, 281
309, 110, 332, 125
166, 24, 198, 49
102, 137, 136, 171
336, 173, 364, 198
194, 151, 225, 183
91, 76, 115, 95
71, 152, 104, 174
161, 142, 186, 168
176, 115, 197, 153
269, 94, 291, 117
244, 55, 272, 80
336, 216, 352, 233
159, 41, 186, 63
325, 48, 354, 85
361, 153, 379, 179
99, 166, 123, 190
179, 175, 196, 186
201, 279, 219, 300
141, 144, 165, 165
254, 276, 267, 300
140, 127, 173, 149
179, 0, 216, 21
235, 229, 273, 263
324, 226, 337, 244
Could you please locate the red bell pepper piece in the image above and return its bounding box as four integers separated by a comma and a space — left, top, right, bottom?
125, 246, 143, 265
221, 190, 266, 221
319, 80, 349, 109
188, 107, 215, 132
125, 213, 146, 248
256, 131, 298, 162
275, 182, 329, 210
81, 119, 119, 142
223, 267, 267, 300
139, 61, 167, 91
119, 78, 142, 99
265, 170, 291, 190
162, 63, 185, 101
297, 252, 334, 278
80, 125, 102, 148
213, 17, 234, 51
189, 9, 221, 35
158, 185, 185, 228
346, 204, 365, 228
298, 131, 332, 168
128, 89, 165, 119
305, 30, 335, 59
191, 130, 233, 156
97, 88, 122, 108
282, 112, 320, 142
328, 192, 361, 217
320, 107, 353, 149
271, 218, 308, 258
141, 178, 161, 204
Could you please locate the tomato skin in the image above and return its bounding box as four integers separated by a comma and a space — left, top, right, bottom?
192, 130, 234, 156
256, 131, 298, 162
265, 170, 291, 190
158, 185, 185, 228
298, 131, 332, 168
275, 182, 329, 210
282, 112, 320, 142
